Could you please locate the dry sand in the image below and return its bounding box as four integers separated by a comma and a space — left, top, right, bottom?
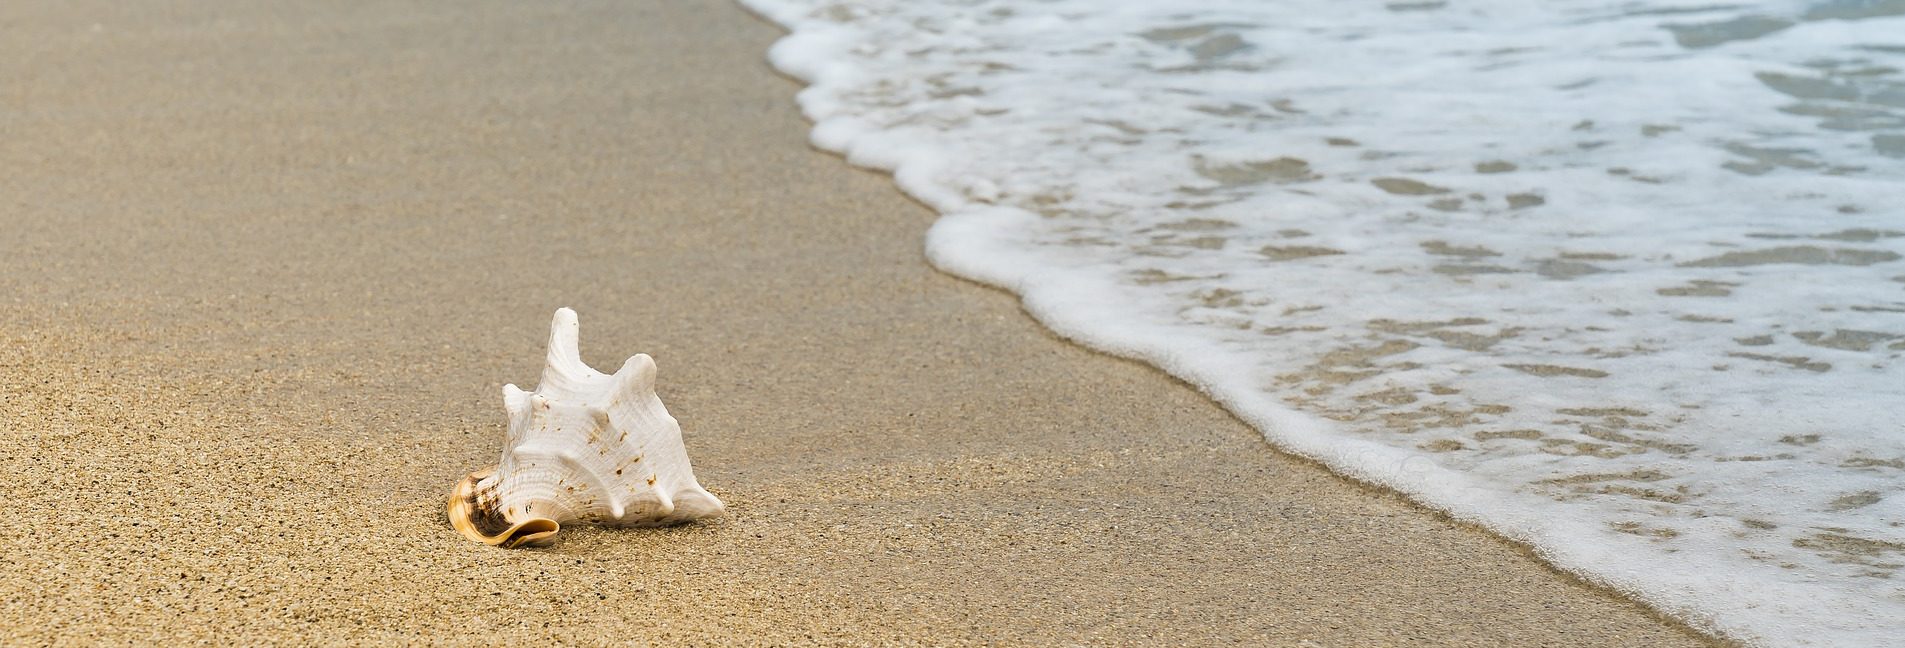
0, 0, 1720, 644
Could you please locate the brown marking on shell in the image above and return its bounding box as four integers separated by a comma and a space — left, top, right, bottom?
612, 454, 647, 477
470, 489, 513, 537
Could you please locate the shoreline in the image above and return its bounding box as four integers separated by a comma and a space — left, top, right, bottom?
1, 0, 1718, 644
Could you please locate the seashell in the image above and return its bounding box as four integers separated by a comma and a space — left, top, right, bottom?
448, 308, 724, 548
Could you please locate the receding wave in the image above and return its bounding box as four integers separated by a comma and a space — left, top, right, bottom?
739, 0, 1905, 644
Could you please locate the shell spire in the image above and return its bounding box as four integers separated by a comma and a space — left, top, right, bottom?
448, 308, 724, 548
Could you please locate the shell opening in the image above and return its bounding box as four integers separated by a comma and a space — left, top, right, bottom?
447, 469, 562, 549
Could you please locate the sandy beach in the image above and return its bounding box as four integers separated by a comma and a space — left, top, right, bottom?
0, 0, 1719, 644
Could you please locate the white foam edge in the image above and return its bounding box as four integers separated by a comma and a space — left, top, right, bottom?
739, 2, 1893, 643
926, 206, 1893, 645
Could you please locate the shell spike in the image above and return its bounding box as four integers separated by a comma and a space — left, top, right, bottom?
502, 384, 531, 417
651, 488, 677, 519
547, 307, 582, 366
537, 307, 596, 398
612, 354, 659, 399
673, 485, 726, 519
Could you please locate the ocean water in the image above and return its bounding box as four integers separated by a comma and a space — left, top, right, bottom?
737, 0, 1905, 644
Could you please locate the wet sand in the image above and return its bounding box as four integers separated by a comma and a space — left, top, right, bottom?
0, 0, 1719, 644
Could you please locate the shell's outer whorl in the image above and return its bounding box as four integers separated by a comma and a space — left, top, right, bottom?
447, 307, 725, 549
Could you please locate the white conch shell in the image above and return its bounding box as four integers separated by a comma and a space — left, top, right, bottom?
448, 308, 724, 548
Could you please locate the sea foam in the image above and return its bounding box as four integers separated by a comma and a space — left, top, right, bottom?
738, 0, 1905, 644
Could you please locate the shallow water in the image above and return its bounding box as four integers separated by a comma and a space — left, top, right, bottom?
739, 0, 1905, 644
